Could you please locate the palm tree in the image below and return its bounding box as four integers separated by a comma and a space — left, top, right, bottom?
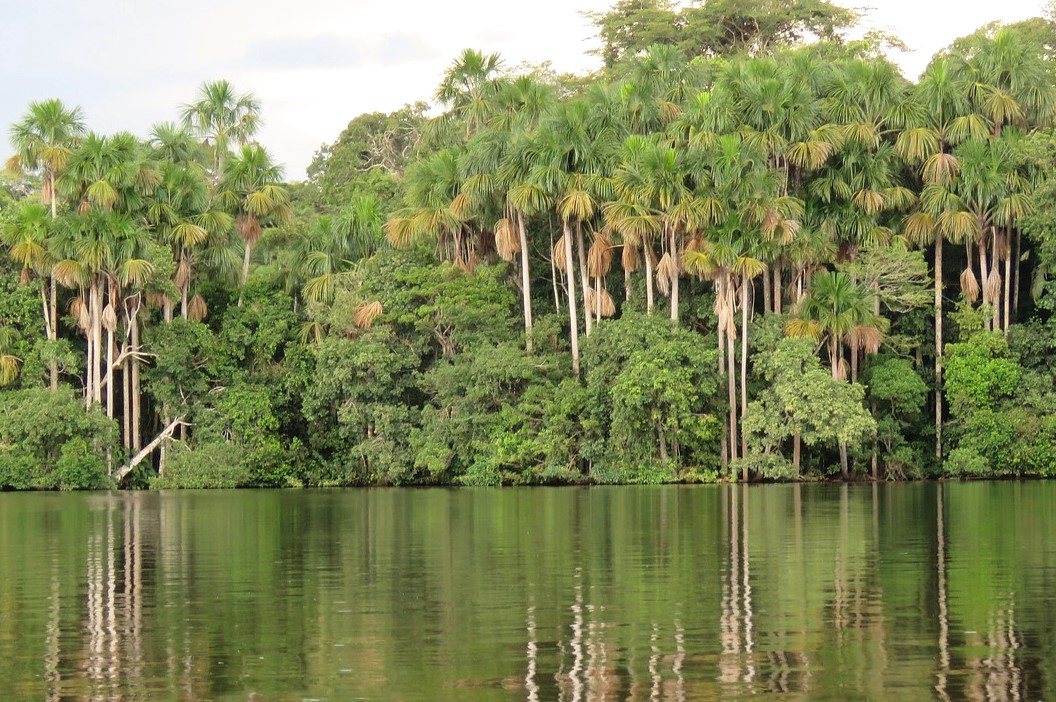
787, 270, 885, 477
433, 49, 505, 140
217, 144, 292, 304
181, 80, 261, 178
1, 202, 55, 350
896, 56, 982, 462
7, 99, 86, 389
295, 196, 383, 305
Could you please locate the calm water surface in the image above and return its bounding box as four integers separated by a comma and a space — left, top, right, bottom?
1, 483, 1054, 701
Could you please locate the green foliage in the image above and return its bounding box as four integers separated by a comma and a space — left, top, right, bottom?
589, 0, 859, 68
744, 336, 875, 472
580, 313, 721, 480
0, 388, 117, 489
153, 443, 252, 489
943, 332, 1021, 417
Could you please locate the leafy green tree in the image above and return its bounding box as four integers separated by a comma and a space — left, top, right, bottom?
181, 80, 261, 177
7, 99, 86, 389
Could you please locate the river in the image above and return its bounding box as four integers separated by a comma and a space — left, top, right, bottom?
1, 483, 1053, 700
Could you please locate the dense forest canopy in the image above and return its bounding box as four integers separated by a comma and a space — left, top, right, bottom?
4, 2, 1056, 488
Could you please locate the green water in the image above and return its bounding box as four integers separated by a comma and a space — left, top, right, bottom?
1, 483, 1054, 701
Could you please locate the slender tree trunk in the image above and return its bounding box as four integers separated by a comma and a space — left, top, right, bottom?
563, 221, 580, 378
163, 297, 173, 324
644, 238, 654, 315
718, 322, 728, 474
595, 276, 602, 326
91, 279, 103, 407
870, 400, 879, 480
740, 277, 750, 471
48, 173, 59, 390
773, 266, 782, 315
517, 213, 533, 353
123, 350, 131, 451
726, 281, 738, 470
624, 267, 631, 303
935, 237, 943, 463
1013, 227, 1022, 320
991, 228, 1000, 332
131, 311, 142, 452
850, 340, 859, 384
1003, 226, 1011, 334
669, 228, 679, 324
549, 230, 560, 313
978, 235, 989, 330
762, 269, 771, 315
575, 222, 592, 337
793, 433, 801, 474
840, 443, 849, 480
238, 241, 253, 307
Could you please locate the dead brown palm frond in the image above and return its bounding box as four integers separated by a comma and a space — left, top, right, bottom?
52, 260, 86, 289
595, 288, 616, 318
465, 249, 479, 272
145, 291, 168, 310
587, 232, 614, 278
847, 325, 884, 356
18, 268, 31, 285
621, 241, 640, 272
494, 218, 519, 262
985, 266, 1002, 302
188, 294, 208, 321
960, 267, 980, 302
553, 235, 569, 271
656, 252, 673, 297
174, 258, 192, 290
836, 357, 849, 382
101, 303, 117, 332
996, 231, 1011, 260
236, 214, 263, 246
715, 292, 735, 336
69, 297, 89, 333
353, 301, 383, 329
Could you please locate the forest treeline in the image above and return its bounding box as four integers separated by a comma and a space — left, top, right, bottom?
4, 0, 1056, 488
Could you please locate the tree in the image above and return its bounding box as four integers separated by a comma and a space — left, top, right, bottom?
7, 99, 86, 389
181, 80, 261, 177
217, 144, 292, 304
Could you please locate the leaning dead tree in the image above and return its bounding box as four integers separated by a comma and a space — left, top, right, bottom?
113, 416, 187, 484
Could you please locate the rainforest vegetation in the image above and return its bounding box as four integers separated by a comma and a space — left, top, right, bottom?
5, 1, 1056, 488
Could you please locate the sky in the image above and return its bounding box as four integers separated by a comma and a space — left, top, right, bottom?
1, 0, 1049, 181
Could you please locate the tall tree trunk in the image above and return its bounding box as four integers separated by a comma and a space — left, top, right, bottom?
793, 433, 801, 474
1003, 226, 1011, 334
131, 310, 142, 452
1013, 227, 1022, 320
238, 240, 253, 307
123, 350, 131, 451
549, 230, 560, 313
644, 238, 654, 315
978, 235, 989, 330
48, 172, 59, 390
935, 236, 943, 463
517, 213, 534, 353
761, 268, 771, 315
669, 228, 679, 324
773, 266, 782, 315
740, 277, 750, 472
563, 221, 580, 378
726, 281, 738, 470
575, 222, 592, 337
624, 267, 631, 303
91, 279, 103, 407
718, 323, 728, 474
595, 276, 602, 326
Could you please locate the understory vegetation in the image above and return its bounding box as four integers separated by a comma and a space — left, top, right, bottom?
5, 1, 1056, 487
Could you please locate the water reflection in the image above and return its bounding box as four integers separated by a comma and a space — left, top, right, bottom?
0, 484, 1054, 700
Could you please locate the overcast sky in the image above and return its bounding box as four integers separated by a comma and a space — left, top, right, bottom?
1, 0, 1048, 181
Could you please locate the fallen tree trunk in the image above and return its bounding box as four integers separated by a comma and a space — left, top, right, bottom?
113, 416, 185, 484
